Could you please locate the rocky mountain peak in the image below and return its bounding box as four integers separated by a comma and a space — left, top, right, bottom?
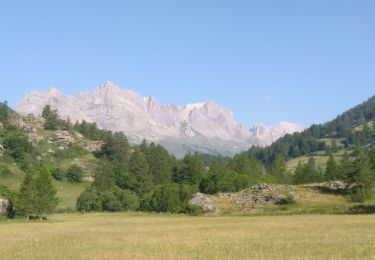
15, 82, 305, 157
97, 81, 118, 90
47, 87, 62, 95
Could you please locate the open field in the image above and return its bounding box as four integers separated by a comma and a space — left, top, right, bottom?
1, 213, 375, 259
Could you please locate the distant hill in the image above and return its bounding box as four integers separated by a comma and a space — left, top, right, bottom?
245, 95, 375, 166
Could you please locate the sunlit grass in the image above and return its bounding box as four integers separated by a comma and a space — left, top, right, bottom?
1, 213, 375, 259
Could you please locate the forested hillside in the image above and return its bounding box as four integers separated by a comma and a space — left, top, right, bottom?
246, 95, 375, 165
1, 95, 375, 218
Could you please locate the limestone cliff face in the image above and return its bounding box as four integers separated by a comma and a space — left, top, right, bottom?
15, 82, 305, 157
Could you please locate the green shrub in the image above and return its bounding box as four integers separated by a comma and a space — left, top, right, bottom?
145, 184, 197, 213
76, 188, 102, 212
116, 190, 140, 211
185, 204, 204, 216
52, 168, 65, 181
66, 165, 83, 183
278, 193, 297, 205
0, 166, 13, 176
100, 192, 123, 212
54, 145, 88, 160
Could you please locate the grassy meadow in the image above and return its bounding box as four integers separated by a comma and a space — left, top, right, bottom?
1, 213, 375, 259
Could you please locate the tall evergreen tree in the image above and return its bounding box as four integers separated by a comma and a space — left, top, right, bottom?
42, 105, 60, 130
228, 153, 262, 182
173, 153, 204, 186
325, 155, 339, 181
147, 143, 174, 185
350, 152, 374, 202
270, 154, 288, 183
330, 139, 338, 153
339, 151, 354, 181
293, 160, 305, 184
33, 166, 59, 220
18, 172, 35, 220
126, 150, 153, 196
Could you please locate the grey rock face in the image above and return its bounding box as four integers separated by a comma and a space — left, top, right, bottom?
0, 198, 8, 214
189, 193, 218, 212
48, 130, 76, 145
15, 82, 305, 156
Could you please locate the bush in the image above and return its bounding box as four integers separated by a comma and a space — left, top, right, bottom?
52, 168, 65, 181
116, 190, 140, 211
349, 184, 371, 203
54, 145, 88, 160
76, 188, 102, 212
145, 184, 197, 213
185, 204, 204, 216
100, 192, 123, 212
0, 166, 13, 176
76, 187, 140, 213
278, 193, 297, 205
348, 205, 375, 214
66, 165, 83, 183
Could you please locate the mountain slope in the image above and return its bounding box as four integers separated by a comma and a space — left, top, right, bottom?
246, 95, 375, 165
15, 82, 305, 156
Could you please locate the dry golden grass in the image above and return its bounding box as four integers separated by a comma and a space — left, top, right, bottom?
1, 213, 375, 259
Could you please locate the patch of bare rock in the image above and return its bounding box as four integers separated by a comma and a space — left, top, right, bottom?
189, 181, 349, 213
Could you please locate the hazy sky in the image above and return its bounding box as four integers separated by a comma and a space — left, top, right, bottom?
0, 0, 374, 126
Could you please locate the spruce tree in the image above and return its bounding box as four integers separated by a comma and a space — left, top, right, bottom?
293, 160, 305, 184
18, 172, 35, 220
325, 155, 339, 181
339, 151, 354, 181
126, 150, 153, 196
173, 153, 204, 185
270, 154, 288, 183
350, 152, 374, 202
42, 105, 60, 130
34, 166, 59, 220
331, 139, 338, 153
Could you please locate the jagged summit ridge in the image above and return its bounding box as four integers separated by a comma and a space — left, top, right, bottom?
15, 82, 305, 156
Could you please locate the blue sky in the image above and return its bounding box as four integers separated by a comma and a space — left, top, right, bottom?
0, 0, 374, 126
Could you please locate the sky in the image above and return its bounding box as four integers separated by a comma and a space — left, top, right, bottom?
0, 0, 374, 127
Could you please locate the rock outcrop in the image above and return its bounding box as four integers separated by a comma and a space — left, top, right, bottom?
15, 82, 305, 156
0, 198, 8, 214
189, 193, 218, 212
189, 184, 298, 213
48, 130, 76, 145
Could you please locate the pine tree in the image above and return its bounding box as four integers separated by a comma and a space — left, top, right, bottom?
173, 153, 204, 185
339, 151, 354, 181
42, 105, 60, 130
325, 155, 339, 181
293, 160, 305, 184
33, 166, 59, 220
18, 172, 35, 220
147, 144, 173, 185
331, 139, 338, 153
270, 154, 288, 183
126, 150, 153, 196
350, 152, 374, 202
368, 146, 375, 172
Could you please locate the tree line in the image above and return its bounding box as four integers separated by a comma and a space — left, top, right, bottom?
1, 101, 375, 219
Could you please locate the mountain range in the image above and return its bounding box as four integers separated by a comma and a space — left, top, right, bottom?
15, 82, 305, 157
